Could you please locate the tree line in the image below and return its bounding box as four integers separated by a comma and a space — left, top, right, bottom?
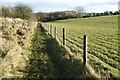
1, 4, 36, 20
35, 6, 120, 22
35, 11, 120, 22
35, 11, 77, 22
1, 4, 120, 22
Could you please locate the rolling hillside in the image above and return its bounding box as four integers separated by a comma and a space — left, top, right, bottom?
45, 15, 120, 78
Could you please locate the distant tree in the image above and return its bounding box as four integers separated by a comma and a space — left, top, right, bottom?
57, 12, 65, 20
35, 12, 48, 21
96, 13, 100, 16
47, 12, 66, 21
109, 11, 113, 15
113, 11, 119, 15
100, 13, 104, 16
2, 6, 15, 18
2, 6, 7, 17
74, 6, 85, 18
15, 4, 33, 20
92, 13, 96, 17
104, 11, 109, 15
65, 14, 75, 19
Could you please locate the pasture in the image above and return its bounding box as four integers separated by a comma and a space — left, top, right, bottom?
44, 15, 119, 78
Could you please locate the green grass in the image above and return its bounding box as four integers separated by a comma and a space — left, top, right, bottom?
45, 15, 120, 78
23, 25, 56, 78
46, 37, 87, 78
22, 23, 93, 78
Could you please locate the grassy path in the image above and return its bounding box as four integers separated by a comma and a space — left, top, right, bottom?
23, 23, 94, 79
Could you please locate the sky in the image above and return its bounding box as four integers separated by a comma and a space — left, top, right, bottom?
0, 0, 120, 13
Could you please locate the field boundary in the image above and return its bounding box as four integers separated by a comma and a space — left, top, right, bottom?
41, 23, 101, 78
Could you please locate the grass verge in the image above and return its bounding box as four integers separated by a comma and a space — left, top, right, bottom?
21, 23, 96, 79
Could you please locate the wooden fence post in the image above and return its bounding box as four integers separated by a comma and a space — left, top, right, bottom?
54, 27, 57, 39
63, 28, 66, 46
83, 35, 87, 66
48, 26, 50, 34
50, 25, 52, 35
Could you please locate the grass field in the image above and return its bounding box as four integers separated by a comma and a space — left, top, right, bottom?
44, 15, 120, 78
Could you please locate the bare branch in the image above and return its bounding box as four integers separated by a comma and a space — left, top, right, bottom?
74, 6, 85, 13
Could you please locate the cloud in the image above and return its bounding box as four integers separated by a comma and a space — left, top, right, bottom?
0, 0, 114, 3
1, 0, 119, 12
87, 1, 118, 6
85, 1, 119, 12
86, 5, 118, 12
119, 1, 120, 10
0, 0, 68, 3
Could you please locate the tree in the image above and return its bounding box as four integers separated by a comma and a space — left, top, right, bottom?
100, 13, 104, 16
113, 11, 119, 15
2, 6, 15, 18
35, 12, 48, 21
96, 13, 100, 16
74, 6, 85, 18
15, 4, 33, 20
104, 11, 109, 15
109, 11, 113, 15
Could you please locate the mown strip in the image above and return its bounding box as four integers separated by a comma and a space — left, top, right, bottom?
23, 24, 56, 79
22, 23, 97, 79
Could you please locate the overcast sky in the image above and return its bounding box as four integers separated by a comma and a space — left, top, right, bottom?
0, 0, 119, 13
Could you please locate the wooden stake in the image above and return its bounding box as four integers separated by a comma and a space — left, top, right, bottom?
83, 35, 87, 66
50, 25, 52, 35
48, 26, 50, 34
63, 28, 66, 46
54, 27, 57, 39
